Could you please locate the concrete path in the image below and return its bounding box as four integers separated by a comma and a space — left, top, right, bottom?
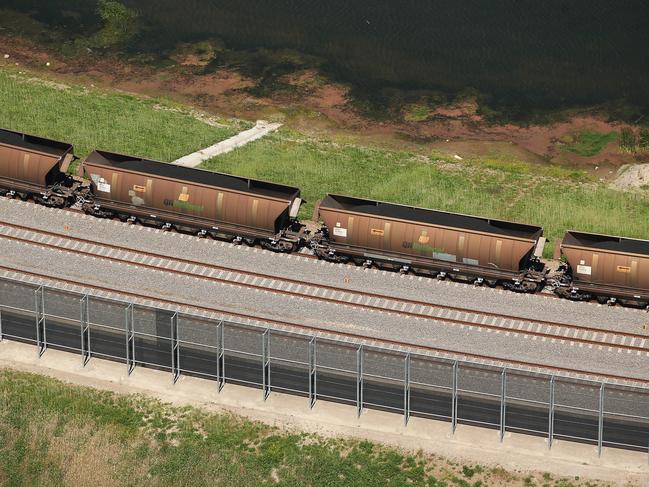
173, 120, 282, 167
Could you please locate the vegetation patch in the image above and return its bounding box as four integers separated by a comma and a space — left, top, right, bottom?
619, 127, 649, 153
403, 103, 432, 122
0, 68, 240, 161
563, 130, 617, 157
0, 369, 612, 486
639, 129, 649, 151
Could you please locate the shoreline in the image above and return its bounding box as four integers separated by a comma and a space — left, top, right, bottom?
1, 34, 647, 182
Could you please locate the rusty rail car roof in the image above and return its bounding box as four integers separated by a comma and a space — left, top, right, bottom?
563, 230, 649, 256
321, 194, 543, 239
84, 150, 300, 201
0, 128, 73, 157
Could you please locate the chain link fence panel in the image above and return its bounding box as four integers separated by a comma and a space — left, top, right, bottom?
267, 331, 310, 394
315, 340, 358, 403
177, 315, 220, 379
603, 385, 649, 449
409, 357, 454, 419
504, 370, 551, 435
222, 323, 264, 386
553, 378, 601, 442
457, 363, 503, 427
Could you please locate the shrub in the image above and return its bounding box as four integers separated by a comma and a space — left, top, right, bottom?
93, 0, 139, 49
619, 128, 637, 152
639, 128, 649, 151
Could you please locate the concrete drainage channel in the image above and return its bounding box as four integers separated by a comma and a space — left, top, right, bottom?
173, 120, 282, 168
1, 274, 649, 460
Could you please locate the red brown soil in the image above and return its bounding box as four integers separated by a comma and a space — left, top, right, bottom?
2, 34, 643, 179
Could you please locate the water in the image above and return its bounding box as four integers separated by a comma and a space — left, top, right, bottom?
5, 0, 649, 118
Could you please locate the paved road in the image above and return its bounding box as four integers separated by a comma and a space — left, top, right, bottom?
2, 311, 648, 449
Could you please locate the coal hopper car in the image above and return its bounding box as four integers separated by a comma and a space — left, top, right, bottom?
0, 128, 77, 207
314, 194, 547, 291
79, 150, 304, 251
555, 230, 649, 307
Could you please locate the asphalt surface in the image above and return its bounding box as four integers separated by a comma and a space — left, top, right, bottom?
2, 310, 648, 450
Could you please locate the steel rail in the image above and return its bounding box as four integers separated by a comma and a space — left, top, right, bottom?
0, 220, 647, 353
1, 263, 648, 387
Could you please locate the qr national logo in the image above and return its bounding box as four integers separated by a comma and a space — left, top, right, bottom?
178, 187, 190, 202
163, 186, 204, 213
418, 230, 430, 244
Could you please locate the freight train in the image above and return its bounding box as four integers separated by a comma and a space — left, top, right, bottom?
1, 128, 648, 309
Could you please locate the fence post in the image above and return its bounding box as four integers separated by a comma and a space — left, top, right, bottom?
357, 345, 363, 418
500, 367, 507, 442
404, 353, 411, 426
308, 336, 317, 409
549, 375, 555, 449
451, 360, 458, 434
35, 286, 46, 357
125, 303, 135, 375
598, 382, 605, 457
80, 295, 90, 366
171, 312, 180, 384
262, 329, 270, 400
0, 308, 3, 341
216, 320, 225, 392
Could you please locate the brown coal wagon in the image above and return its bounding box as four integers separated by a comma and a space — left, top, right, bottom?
314, 194, 546, 291
555, 230, 649, 306
0, 128, 76, 206
79, 150, 304, 250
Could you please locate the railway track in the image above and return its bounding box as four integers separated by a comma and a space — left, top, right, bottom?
0, 219, 648, 356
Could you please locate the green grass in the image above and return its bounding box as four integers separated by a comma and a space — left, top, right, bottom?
202, 131, 649, 257
0, 369, 603, 487
564, 130, 617, 157
403, 103, 432, 122
0, 68, 241, 161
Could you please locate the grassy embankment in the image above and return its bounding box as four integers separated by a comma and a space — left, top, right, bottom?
0, 369, 596, 486
0, 69, 242, 161
202, 132, 649, 257
2, 67, 648, 257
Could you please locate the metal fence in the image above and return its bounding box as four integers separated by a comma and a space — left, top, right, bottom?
1, 275, 649, 456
